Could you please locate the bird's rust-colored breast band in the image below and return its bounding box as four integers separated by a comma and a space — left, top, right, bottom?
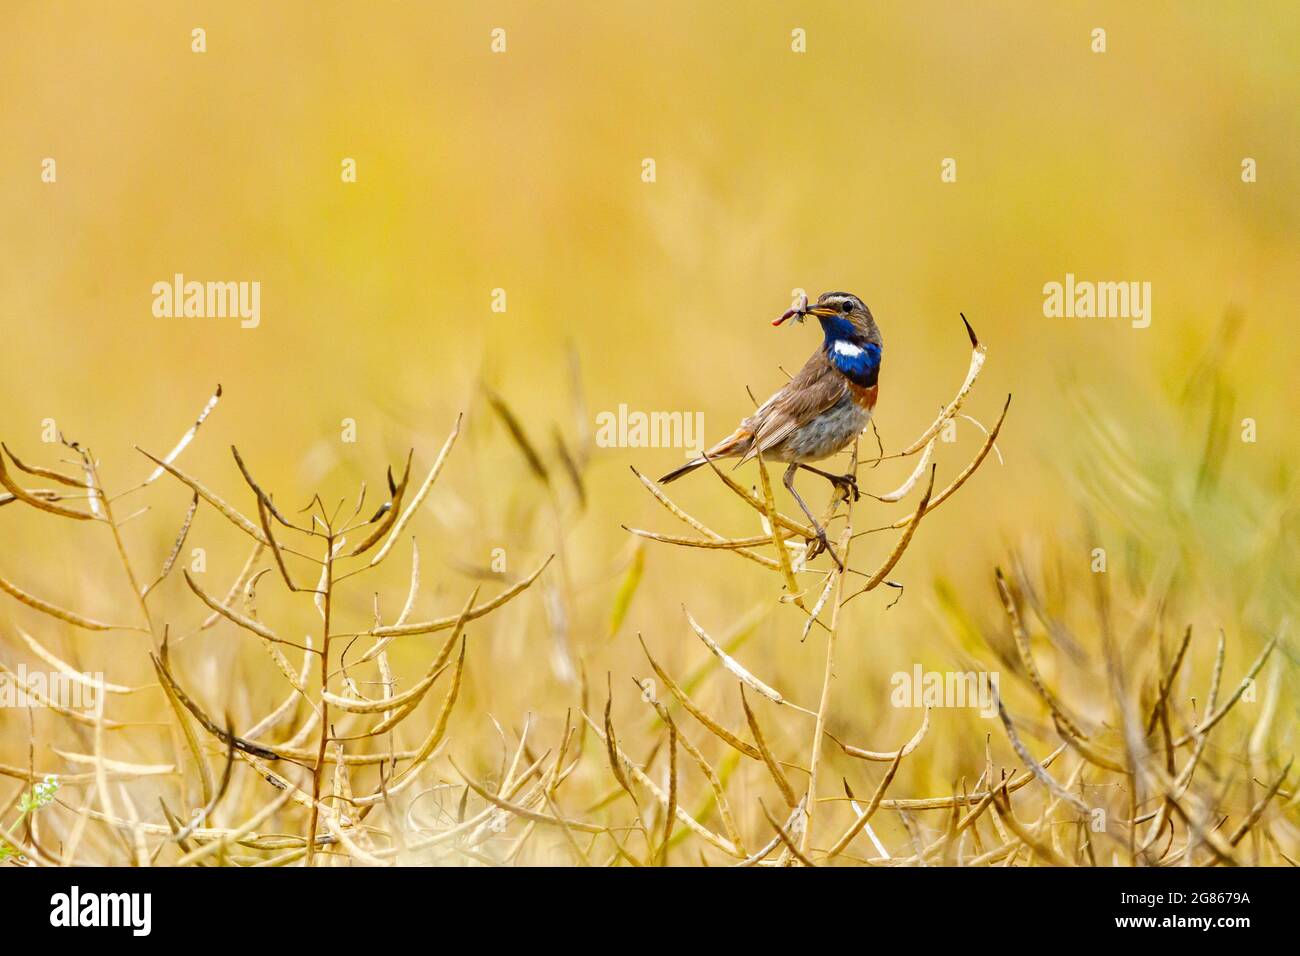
849, 382, 879, 411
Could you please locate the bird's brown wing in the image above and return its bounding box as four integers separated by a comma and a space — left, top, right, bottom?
739, 352, 847, 464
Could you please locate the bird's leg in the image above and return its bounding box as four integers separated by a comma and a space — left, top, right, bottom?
784, 463, 843, 571
797, 463, 860, 502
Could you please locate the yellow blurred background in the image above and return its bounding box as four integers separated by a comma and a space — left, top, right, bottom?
1, 2, 1296, 862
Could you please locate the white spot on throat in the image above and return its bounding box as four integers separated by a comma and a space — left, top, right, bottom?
833, 340, 865, 358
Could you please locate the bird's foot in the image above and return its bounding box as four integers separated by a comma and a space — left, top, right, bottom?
831, 472, 860, 502
806, 527, 844, 571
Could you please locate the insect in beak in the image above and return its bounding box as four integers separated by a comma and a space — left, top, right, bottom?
773, 294, 810, 326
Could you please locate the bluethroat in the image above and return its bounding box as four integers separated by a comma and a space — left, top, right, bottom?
659, 291, 882, 568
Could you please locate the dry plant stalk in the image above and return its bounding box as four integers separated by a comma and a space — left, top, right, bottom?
0, 397, 555, 866
598, 317, 1293, 867
1, 325, 1294, 867
615, 318, 1018, 863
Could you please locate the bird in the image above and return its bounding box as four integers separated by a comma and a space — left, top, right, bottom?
659, 291, 882, 568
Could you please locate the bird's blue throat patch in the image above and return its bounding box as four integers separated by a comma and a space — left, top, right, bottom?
820, 317, 881, 387
827, 340, 881, 387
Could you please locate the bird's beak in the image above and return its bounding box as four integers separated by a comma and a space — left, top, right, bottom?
805, 304, 838, 317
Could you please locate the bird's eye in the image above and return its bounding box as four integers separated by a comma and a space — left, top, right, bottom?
841, 300, 853, 313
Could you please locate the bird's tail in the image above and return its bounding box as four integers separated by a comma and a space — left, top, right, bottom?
658, 458, 708, 484
657, 428, 752, 484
